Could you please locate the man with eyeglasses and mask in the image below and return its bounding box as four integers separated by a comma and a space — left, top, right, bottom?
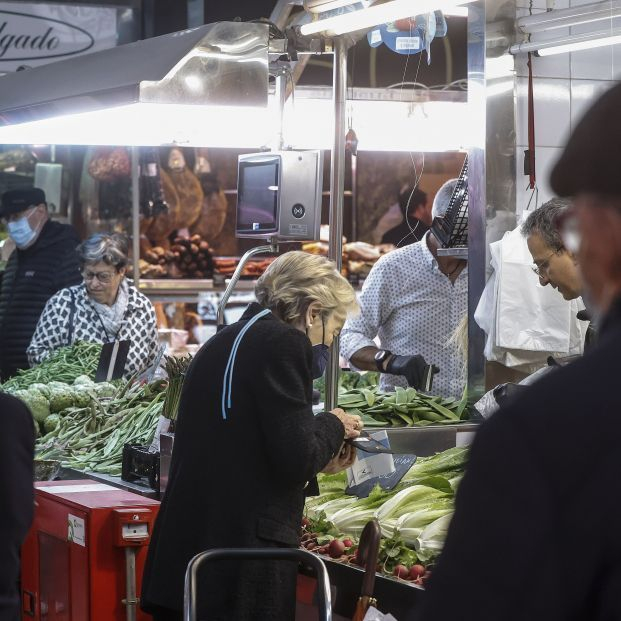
0, 187, 81, 380
521, 197, 596, 348
410, 84, 621, 621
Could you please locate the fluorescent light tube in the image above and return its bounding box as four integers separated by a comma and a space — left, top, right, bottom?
517, 0, 621, 33
510, 28, 621, 55
0, 103, 276, 148
536, 32, 621, 55
300, 0, 474, 35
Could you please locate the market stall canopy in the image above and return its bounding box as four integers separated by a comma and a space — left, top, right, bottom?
0, 21, 271, 146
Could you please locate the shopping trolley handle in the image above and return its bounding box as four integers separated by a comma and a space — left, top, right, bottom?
183, 547, 332, 621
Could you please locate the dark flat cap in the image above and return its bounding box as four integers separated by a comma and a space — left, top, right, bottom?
0, 187, 46, 218
551, 83, 621, 198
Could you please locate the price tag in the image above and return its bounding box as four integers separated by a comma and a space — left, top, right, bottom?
346, 453, 417, 499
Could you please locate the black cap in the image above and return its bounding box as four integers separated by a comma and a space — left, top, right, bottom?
551, 83, 621, 198
0, 187, 46, 218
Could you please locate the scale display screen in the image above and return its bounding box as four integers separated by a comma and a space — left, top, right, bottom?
236, 159, 279, 234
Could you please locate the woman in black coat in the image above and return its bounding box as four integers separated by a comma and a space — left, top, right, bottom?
142, 251, 362, 621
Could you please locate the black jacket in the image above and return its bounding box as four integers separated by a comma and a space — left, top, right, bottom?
414, 296, 621, 621
381, 218, 429, 247
141, 304, 345, 620
0, 220, 81, 380
0, 393, 34, 621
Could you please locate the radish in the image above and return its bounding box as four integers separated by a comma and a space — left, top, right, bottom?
342, 538, 354, 548
301, 517, 310, 528
409, 564, 425, 580
393, 565, 409, 579
328, 539, 346, 559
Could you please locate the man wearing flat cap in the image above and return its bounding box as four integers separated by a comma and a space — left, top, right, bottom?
410, 84, 621, 621
0, 187, 81, 380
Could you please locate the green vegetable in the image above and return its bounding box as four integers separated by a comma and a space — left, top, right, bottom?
35, 378, 167, 477
14, 388, 50, 424
162, 355, 192, 421
1, 342, 101, 392
43, 414, 61, 434
415, 513, 453, 562
95, 382, 117, 398
337, 385, 471, 428
49, 391, 75, 413
73, 375, 95, 387
305, 446, 470, 572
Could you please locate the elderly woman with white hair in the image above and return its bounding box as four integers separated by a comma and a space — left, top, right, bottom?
141, 251, 363, 621
340, 178, 468, 398
27, 233, 158, 377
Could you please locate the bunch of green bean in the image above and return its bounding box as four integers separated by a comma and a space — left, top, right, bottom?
36, 379, 166, 476
1, 342, 102, 391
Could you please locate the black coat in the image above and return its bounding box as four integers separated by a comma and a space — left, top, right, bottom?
141, 304, 345, 620
0, 220, 81, 380
381, 218, 429, 247
413, 296, 621, 621
0, 393, 34, 621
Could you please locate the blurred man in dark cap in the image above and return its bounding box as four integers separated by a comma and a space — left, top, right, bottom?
381, 187, 431, 247
411, 84, 621, 621
0, 187, 81, 380
0, 393, 34, 620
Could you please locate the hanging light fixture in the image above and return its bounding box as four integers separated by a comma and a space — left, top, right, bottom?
510, 27, 621, 56
0, 21, 271, 146
300, 0, 475, 36
517, 0, 621, 33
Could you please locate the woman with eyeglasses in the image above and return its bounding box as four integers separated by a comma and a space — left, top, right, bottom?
27, 233, 159, 378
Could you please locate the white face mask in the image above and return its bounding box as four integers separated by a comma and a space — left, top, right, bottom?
7, 215, 36, 248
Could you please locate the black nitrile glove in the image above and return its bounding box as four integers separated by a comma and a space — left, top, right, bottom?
492, 382, 527, 406
386, 354, 440, 391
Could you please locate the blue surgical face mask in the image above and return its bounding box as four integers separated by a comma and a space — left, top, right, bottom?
310, 317, 329, 379
312, 344, 330, 379
7, 215, 36, 248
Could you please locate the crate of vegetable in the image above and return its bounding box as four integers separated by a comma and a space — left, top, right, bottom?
315, 371, 471, 428
301, 447, 468, 585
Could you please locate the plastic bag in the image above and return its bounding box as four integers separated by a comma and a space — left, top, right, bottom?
475, 226, 587, 371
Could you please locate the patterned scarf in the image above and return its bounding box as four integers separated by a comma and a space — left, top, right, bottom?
90, 277, 129, 340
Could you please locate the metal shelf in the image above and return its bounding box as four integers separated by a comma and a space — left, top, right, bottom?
384, 423, 479, 456
437, 247, 468, 258
139, 278, 258, 301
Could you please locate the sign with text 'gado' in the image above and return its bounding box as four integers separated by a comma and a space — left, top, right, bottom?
0, 3, 117, 73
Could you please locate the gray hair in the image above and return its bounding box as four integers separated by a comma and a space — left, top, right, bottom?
432, 179, 459, 219
76, 233, 129, 270
521, 198, 572, 250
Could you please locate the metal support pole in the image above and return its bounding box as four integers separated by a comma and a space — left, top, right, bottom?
131, 147, 140, 286
216, 240, 279, 327
274, 69, 288, 151
123, 547, 138, 621
325, 37, 348, 412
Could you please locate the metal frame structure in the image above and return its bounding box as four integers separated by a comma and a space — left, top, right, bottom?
466, 0, 517, 398
184, 548, 332, 621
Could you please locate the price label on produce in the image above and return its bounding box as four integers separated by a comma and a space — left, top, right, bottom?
346, 431, 397, 495
346, 453, 417, 499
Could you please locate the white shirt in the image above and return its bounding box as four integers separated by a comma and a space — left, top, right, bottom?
340, 233, 468, 398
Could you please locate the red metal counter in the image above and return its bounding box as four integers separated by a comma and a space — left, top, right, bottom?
21, 480, 160, 621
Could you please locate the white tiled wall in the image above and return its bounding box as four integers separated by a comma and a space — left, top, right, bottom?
513, 0, 621, 217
